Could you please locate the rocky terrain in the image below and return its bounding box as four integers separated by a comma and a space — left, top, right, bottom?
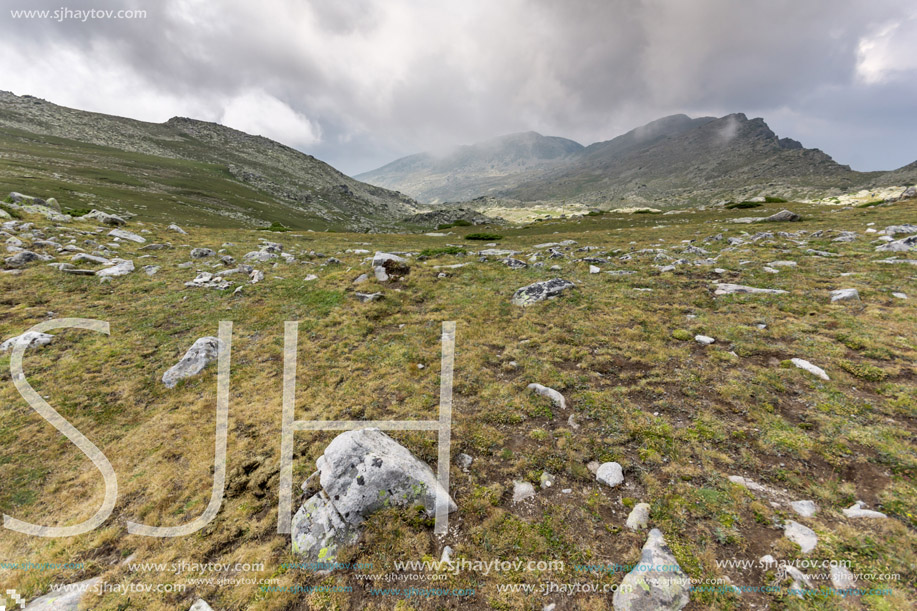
0, 92, 419, 232
359, 113, 917, 209
1, 188, 915, 609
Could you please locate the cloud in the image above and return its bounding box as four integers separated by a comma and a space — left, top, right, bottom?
220, 91, 321, 147
0, 0, 915, 173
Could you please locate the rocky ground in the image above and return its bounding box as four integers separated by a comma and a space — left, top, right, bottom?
0, 194, 915, 610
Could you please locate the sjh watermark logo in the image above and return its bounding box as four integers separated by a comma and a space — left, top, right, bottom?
0, 589, 25, 611
3, 318, 456, 539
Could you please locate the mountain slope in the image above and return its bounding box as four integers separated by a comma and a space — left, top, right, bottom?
355, 131, 583, 204
361, 113, 912, 208
0, 91, 418, 230
506, 113, 875, 205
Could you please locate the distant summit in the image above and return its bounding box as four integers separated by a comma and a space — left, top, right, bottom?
358, 113, 916, 206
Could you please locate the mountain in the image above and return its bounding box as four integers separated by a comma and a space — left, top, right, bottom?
359, 113, 916, 207
0, 91, 418, 231
355, 131, 583, 204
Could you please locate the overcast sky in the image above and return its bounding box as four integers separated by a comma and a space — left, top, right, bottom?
2, 0, 915, 175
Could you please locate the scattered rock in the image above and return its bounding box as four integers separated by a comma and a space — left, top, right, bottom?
191, 248, 215, 259
596, 462, 624, 488
513, 480, 536, 503
1, 331, 54, 353
784, 520, 818, 554
5, 250, 53, 268
97, 259, 135, 278
355, 292, 382, 303
790, 500, 818, 518
714, 283, 787, 296
626, 503, 651, 530
694, 335, 715, 345
185, 272, 230, 289
842, 501, 887, 519
527, 383, 566, 409
612, 529, 690, 611
540, 471, 555, 488
83, 210, 126, 226
168, 223, 188, 234
291, 429, 456, 560
790, 358, 830, 381
830, 288, 859, 302
455, 453, 473, 471
503, 257, 527, 269
188, 600, 214, 611
511, 278, 575, 306
762, 210, 801, 222
108, 228, 146, 243
162, 337, 222, 388
876, 235, 917, 252
22, 576, 101, 610
831, 565, 856, 589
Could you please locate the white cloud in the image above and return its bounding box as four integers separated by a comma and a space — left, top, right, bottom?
856, 16, 917, 84
219, 90, 321, 147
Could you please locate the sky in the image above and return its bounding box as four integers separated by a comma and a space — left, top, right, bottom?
1, 0, 915, 176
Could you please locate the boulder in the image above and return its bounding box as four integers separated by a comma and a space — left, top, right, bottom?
790, 500, 818, 518
876, 235, 917, 252
108, 228, 145, 243
512, 278, 575, 306
168, 223, 188, 234
372, 252, 410, 280
596, 462, 624, 488
612, 529, 690, 610
1, 331, 54, 353
191, 248, 215, 259
830, 288, 859, 302
162, 337, 222, 388
784, 520, 818, 554
527, 383, 566, 409
761, 210, 801, 222
626, 503, 651, 530
512, 481, 536, 503
790, 358, 830, 381
354, 292, 382, 302
22, 577, 101, 610
503, 257, 528, 269
292, 429, 456, 561
842, 501, 887, 519
5, 250, 53, 268
97, 259, 134, 278
714, 283, 787, 296
83, 210, 126, 226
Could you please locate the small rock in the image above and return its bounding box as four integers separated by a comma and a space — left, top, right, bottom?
512, 480, 536, 503
714, 283, 787, 296
189, 600, 214, 611
842, 501, 887, 519
168, 223, 188, 234
455, 453, 473, 471
830, 288, 859, 302
512, 278, 575, 306
695, 335, 715, 345
831, 565, 856, 589
540, 471, 555, 488
626, 502, 651, 530
790, 358, 830, 381
108, 228, 145, 243
612, 529, 690, 610
790, 500, 817, 518
527, 383, 566, 409
97, 259, 135, 278
354, 292, 382, 302
191, 248, 215, 259
1, 331, 54, 353
784, 520, 818, 554
596, 462, 624, 488
162, 337, 222, 389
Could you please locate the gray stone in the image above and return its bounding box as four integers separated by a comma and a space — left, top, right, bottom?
355, 292, 382, 302
714, 283, 787, 296
784, 520, 818, 553
791, 358, 830, 381
790, 500, 817, 518
512, 278, 575, 306
185, 272, 230, 290
97, 259, 134, 278
612, 529, 690, 610
626, 502, 651, 530
5, 250, 53, 268
761, 210, 801, 222
503, 257, 528, 269
882, 224, 917, 236
71, 253, 111, 265
830, 288, 859, 302
455, 453, 473, 471
191, 248, 215, 259
842, 501, 887, 519
596, 462, 624, 488
527, 383, 566, 409
108, 228, 145, 243
292, 429, 455, 561
83, 210, 126, 226
22, 577, 101, 610
876, 235, 917, 252
143, 265, 160, 276
540, 471, 555, 488
188, 600, 214, 611
831, 565, 856, 589
162, 337, 222, 388
243, 251, 276, 263
513, 480, 536, 503
1, 331, 54, 353
694, 335, 715, 345
168, 223, 188, 234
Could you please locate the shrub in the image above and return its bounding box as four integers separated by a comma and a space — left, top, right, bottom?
259, 221, 291, 232
465, 233, 503, 241
66, 208, 92, 217
725, 201, 763, 209
856, 200, 884, 208
0, 203, 22, 219
838, 360, 888, 382
419, 246, 465, 257
672, 329, 693, 341
764, 196, 788, 203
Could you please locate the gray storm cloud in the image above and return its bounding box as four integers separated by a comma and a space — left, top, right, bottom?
1, 0, 915, 174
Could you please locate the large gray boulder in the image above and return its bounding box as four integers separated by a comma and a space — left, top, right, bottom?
761, 209, 801, 222
612, 529, 690, 610
162, 337, 222, 388
512, 278, 575, 306
876, 235, 917, 252
108, 228, 146, 243
22, 577, 101, 610
96, 259, 134, 278
292, 429, 456, 562
1, 332, 54, 352
83, 210, 126, 226
5, 250, 53, 268
714, 283, 787, 296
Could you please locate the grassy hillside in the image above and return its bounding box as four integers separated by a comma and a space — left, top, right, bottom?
0, 92, 418, 231
1, 199, 915, 610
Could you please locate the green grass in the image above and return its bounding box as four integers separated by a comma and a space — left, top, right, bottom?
464, 232, 504, 240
